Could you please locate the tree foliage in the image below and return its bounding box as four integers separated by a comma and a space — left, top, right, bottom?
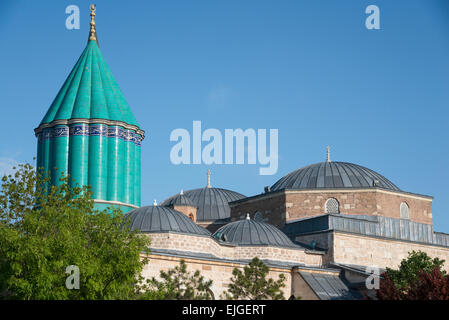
0, 163, 151, 299
224, 257, 286, 300
378, 266, 449, 300
377, 250, 448, 300
139, 260, 214, 300
384, 250, 445, 290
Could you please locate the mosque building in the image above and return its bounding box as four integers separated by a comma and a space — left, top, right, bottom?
35, 7, 449, 299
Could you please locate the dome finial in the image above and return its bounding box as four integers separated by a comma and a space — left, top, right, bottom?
207, 169, 211, 188
246, 213, 250, 220
153, 199, 157, 206
88, 4, 97, 42
326, 146, 331, 162
180, 189, 184, 195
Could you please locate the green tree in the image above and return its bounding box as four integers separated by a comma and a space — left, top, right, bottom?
377, 266, 449, 300
384, 250, 445, 291
224, 257, 286, 300
139, 260, 214, 300
0, 163, 151, 300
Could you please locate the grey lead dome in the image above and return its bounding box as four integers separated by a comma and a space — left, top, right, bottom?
271, 161, 399, 192
164, 192, 196, 207
162, 187, 246, 222
124, 206, 211, 236
213, 219, 298, 248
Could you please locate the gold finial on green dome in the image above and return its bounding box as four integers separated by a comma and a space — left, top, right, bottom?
89, 4, 97, 41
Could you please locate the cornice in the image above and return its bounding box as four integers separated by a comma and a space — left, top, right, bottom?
34, 118, 145, 139
93, 199, 139, 209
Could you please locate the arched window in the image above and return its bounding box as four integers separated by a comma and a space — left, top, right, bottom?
400, 202, 410, 219
254, 212, 263, 222
325, 198, 340, 214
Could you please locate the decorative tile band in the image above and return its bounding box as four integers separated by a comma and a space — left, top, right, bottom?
37, 124, 143, 146
34, 118, 145, 138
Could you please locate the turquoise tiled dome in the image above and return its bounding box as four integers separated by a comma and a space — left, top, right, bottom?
35, 7, 143, 213
40, 40, 138, 127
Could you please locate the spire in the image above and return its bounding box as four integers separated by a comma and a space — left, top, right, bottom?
35, 2, 142, 214
38, 3, 141, 129
207, 169, 211, 188
326, 146, 331, 163
88, 4, 99, 45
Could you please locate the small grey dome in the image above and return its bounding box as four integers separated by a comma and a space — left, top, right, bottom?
213, 219, 298, 248
162, 187, 246, 222
271, 161, 399, 192
124, 206, 210, 236
164, 192, 196, 207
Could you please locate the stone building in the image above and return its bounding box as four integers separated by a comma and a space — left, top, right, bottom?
35, 7, 449, 299
152, 156, 449, 299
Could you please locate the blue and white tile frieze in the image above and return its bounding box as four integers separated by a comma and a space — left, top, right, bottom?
37, 124, 142, 146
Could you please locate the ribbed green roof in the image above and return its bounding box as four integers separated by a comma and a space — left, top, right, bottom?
40, 40, 139, 127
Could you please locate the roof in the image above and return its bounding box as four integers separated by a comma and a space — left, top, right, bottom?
123, 205, 211, 236
150, 248, 307, 269
39, 40, 139, 128
282, 213, 449, 248
164, 192, 195, 207
330, 263, 386, 276
298, 271, 362, 300
213, 218, 300, 248
271, 161, 399, 192
161, 187, 246, 221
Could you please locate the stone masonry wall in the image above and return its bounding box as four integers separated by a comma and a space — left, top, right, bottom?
231, 189, 432, 229
332, 232, 449, 271
374, 190, 432, 224
148, 232, 324, 267
172, 205, 197, 222
230, 193, 286, 227
291, 272, 319, 300
285, 190, 432, 225
141, 254, 294, 299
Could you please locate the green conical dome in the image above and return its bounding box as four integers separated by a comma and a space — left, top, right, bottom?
35, 7, 144, 214
40, 40, 138, 127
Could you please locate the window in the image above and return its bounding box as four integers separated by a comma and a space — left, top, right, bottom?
188, 213, 194, 221
400, 202, 410, 219
325, 198, 340, 214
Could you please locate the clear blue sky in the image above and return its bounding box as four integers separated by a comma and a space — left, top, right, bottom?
1, 1, 449, 230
